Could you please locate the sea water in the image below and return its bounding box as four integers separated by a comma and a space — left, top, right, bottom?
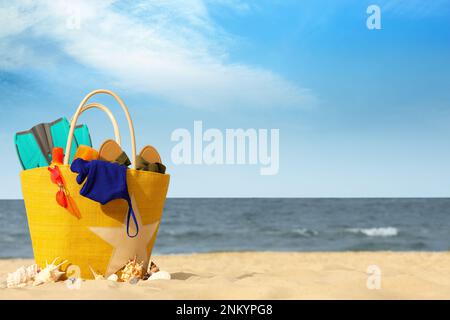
1, 198, 449, 258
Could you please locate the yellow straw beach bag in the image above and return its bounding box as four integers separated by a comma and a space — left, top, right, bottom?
20, 89, 170, 279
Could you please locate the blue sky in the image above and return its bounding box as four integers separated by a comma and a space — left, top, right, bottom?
1, 0, 450, 198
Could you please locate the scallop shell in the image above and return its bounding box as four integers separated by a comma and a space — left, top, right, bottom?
6, 264, 40, 288
147, 270, 171, 281
119, 257, 144, 282
33, 258, 67, 286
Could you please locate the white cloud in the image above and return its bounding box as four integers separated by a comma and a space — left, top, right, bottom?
206, 0, 253, 14
0, 0, 316, 109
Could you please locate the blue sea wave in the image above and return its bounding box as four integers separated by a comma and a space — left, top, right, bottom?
1, 198, 450, 257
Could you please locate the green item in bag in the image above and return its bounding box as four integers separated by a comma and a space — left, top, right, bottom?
14, 118, 92, 170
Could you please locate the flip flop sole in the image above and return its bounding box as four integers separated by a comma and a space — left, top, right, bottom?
98, 139, 123, 162
139, 145, 162, 164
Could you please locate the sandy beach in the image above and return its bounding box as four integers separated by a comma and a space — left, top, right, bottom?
1, 252, 450, 299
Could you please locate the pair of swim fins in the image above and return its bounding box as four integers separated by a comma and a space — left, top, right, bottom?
15, 118, 92, 170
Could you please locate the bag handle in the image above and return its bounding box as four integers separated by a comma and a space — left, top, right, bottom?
64, 89, 137, 168
74, 102, 121, 146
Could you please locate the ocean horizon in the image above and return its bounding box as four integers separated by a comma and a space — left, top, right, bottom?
1, 198, 449, 258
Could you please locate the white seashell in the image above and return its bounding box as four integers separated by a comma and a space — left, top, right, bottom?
147, 270, 171, 281
107, 274, 118, 282
89, 266, 105, 280
6, 264, 40, 288
25, 264, 40, 279
6, 266, 27, 288
33, 258, 67, 286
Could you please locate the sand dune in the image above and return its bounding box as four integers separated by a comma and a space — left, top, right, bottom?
1, 252, 450, 299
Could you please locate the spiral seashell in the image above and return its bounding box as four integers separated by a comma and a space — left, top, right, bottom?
119, 256, 144, 282
33, 257, 67, 286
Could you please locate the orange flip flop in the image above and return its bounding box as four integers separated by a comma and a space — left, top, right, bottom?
98, 139, 131, 166
98, 139, 122, 162
139, 145, 162, 163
